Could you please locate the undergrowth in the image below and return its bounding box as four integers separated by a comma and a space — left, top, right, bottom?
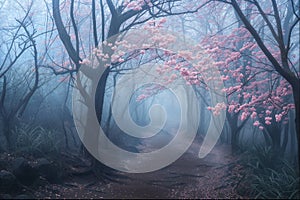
13, 123, 62, 157
240, 146, 299, 199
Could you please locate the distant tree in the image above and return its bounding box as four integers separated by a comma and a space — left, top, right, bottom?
0, 3, 40, 150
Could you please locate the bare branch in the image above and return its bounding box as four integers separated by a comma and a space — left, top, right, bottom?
52, 0, 81, 68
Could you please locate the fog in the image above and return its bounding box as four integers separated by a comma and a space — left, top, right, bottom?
0, 0, 299, 199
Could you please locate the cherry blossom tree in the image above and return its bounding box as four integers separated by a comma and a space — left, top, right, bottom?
209, 0, 300, 169
203, 25, 294, 153
51, 0, 209, 124
140, 1, 299, 158
49, 1, 299, 169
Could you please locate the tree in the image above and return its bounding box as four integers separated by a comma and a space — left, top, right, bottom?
0, 3, 40, 150
195, 0, 300, 169
145, 1, 299, 158
210, 0, 299, 169
51, 0, 209, 124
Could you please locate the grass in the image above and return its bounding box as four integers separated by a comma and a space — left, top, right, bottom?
240, 146, 300, 199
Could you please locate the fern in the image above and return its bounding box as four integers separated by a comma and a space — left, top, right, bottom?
13, 124, 61, 156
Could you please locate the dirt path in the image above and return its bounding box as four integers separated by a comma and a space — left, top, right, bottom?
34, 142, 245, 199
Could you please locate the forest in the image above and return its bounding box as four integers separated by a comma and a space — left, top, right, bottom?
0, 0, 299, 199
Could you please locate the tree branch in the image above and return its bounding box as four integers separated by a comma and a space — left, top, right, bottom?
70, 0, 80, 61
92, 0, 98, 47
100, 0, 105, 42
230, 0, 297, 86
52, 0, 81, 68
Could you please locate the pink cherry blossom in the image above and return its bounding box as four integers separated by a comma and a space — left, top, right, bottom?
253, 121, 260, 126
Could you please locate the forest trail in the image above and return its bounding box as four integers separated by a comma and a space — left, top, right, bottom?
34, 142, 246, 199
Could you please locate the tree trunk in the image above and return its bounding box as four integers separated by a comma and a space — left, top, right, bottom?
281, 124, 289, 156
3, 118, 14, 151
292, 83, 300, 174
95, 68, 110, 125
228, 115, 239, 153
95, 13, 121, 126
